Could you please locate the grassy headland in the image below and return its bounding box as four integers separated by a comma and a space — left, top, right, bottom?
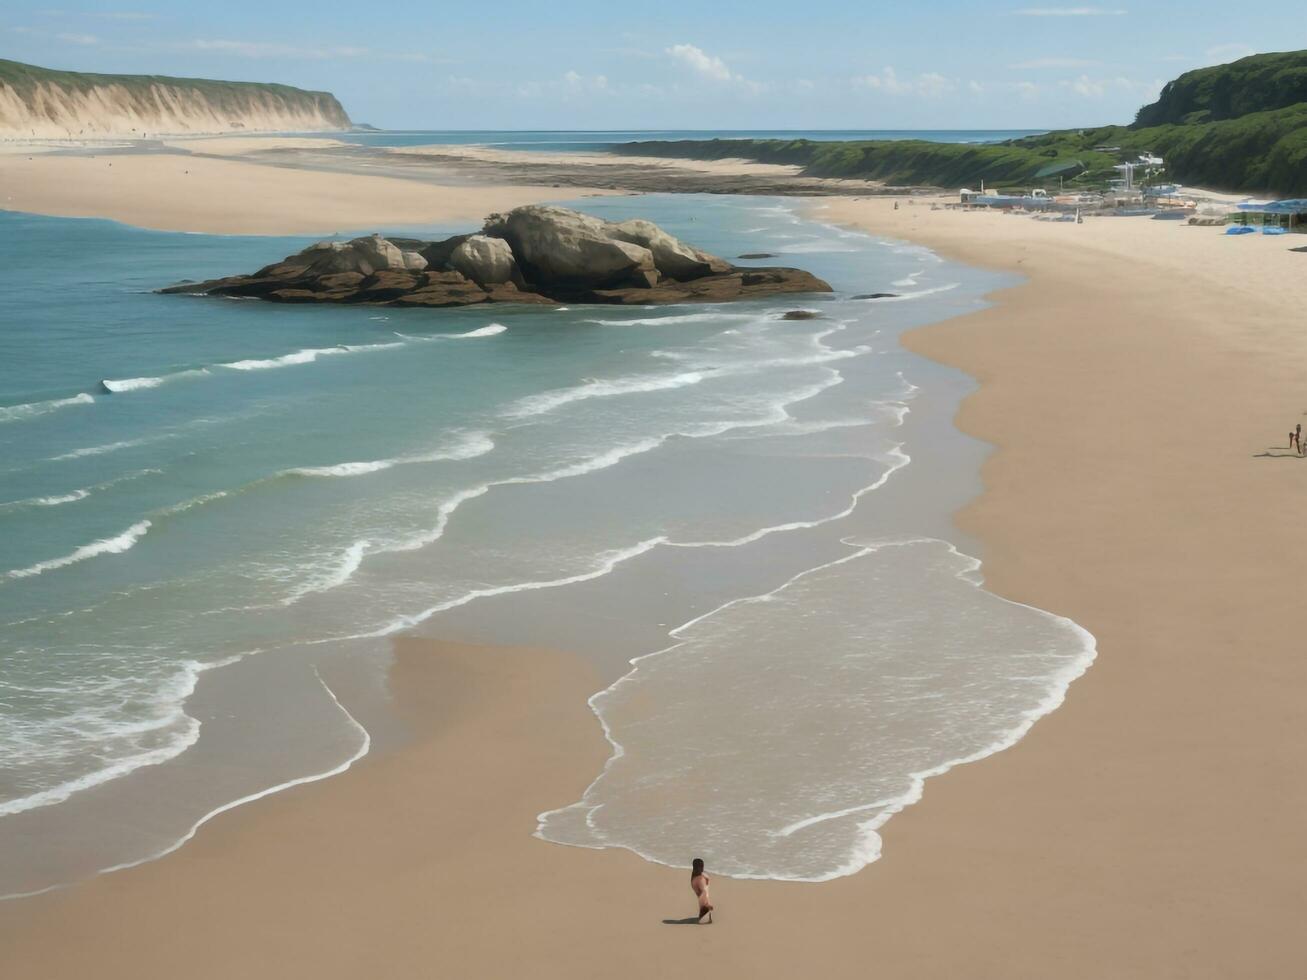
616, 51, 1307, 195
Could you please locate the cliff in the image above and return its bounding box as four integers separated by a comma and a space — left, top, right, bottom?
0, 59, 351, 140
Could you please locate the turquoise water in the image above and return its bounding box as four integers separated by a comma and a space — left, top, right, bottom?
0, 195, 1092, 892
332, 129, 1048, 152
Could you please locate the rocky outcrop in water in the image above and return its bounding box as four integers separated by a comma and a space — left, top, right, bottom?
162, 205, 832, 307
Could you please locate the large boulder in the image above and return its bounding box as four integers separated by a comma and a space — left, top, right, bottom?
351, 234, 405, 273
262, 236, 425, 278
607, 218, 730, 280
449, 234, 522, 286
484, 205, 658, 288
419, 234, 471, 270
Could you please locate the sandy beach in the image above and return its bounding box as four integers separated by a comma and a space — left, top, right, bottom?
3, 163, 1306, 977
0, 138, 613, 235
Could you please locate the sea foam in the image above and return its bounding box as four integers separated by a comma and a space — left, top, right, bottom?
0, 392, 94, 424
538, 539, 1096, 881
5, 520, 152, 580
504, 371, 709, 419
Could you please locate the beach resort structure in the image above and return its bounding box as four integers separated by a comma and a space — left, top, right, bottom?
1227, 199, 1307, 232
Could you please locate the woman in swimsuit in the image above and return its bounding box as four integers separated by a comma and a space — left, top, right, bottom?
691, 858, 714, 923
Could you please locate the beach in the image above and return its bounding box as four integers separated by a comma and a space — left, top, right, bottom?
2, 152, 1305, 979
0, 135, 879, 236
0, 137, 615, 234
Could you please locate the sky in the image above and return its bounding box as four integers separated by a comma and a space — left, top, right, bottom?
3, 2, 1303, 130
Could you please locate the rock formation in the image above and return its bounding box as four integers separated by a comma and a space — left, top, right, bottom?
162, 205, 832, 308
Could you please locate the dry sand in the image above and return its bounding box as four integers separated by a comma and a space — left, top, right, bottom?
0, 143, 610, 235
2, 185, 1305, 977
393, 141, 807, 178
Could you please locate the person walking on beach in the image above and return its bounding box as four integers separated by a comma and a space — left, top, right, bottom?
1297, 424, 1302, 455
1291, 431, 1298, 454
691, 858, 714, 924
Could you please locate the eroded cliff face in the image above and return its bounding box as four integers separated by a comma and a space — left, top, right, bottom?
0, 60, 351, 139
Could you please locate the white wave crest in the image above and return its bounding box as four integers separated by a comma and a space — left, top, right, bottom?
284, 431, 495, 479
102, 376, 165, 392
100, 368, 210, 393
0, 392, 94, 425
0, 489, 90, 512
862, 283, 960, 302
48, 436, 153, 461
288, 460, 392, 478
583, 312, 757, 328
504, 371, 708, 419
453, 323, 507, 338
221, 347, 345, 371
5, 520, 151, 580
282, 539, 371, 605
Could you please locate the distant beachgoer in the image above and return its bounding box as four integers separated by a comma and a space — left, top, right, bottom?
1291, 432, 1298, 453
691, 858, 714, 924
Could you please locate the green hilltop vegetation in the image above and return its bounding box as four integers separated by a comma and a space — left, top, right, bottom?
0, 58, 350, 130
618, 50, 1307, 195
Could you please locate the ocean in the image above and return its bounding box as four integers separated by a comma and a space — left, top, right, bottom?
330, 128, 1048, 152
0, 192, 1092, 895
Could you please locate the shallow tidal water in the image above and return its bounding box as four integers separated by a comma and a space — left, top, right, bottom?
0, 194, 1092, 894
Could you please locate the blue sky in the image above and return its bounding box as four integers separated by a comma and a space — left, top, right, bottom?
3, 2, 1302, 129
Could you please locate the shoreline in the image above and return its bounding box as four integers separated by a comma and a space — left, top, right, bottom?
0, 137, 884, 236
0, 137, 616, 235
3, 175, 1305, 975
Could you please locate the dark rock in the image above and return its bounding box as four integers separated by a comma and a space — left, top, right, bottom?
852, 292, 900, 300
584, 268, 831, 305
738, 252, 778, 259
780, 310, 821, 320
418, 234, 471, 269
161, 207, 833, 309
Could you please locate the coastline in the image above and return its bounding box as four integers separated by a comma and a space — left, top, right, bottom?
0, 137, 877, 235
3, 173, 1305, 977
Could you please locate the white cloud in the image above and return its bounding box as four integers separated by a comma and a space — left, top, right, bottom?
852, 67, 955, 98
1011, 6, 1126, 15
1009, 57, 1101, 69
55, 32, 99, 45
665, 43, 733, 82
96, 11, 155, 20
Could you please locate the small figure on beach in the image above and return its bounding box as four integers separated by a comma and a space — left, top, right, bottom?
1291, 431, 1298, 453
691, 858, 714, 924
1297, 424, 1302, 455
